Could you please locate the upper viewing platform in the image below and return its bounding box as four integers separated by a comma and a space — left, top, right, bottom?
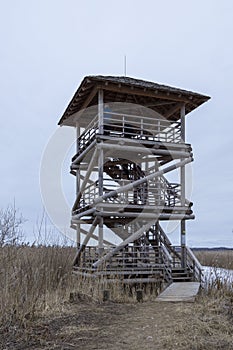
58, 76, 210, 157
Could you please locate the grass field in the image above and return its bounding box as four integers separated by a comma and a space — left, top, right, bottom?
194, 249, 233, 270
0, 246, 233, 349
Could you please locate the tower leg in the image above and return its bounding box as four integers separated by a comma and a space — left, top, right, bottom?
180, 104, 186, 268
98, 217, 104, 256
97, 88, 104, 256
76, 123, 81, 248
181, 220, 186, 268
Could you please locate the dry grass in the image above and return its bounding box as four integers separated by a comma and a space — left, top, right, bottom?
0, 245, 156, 329
0, 246, 233, 349
0, 245, 75, 327
194, 249, 233, 270
1, 246, 233, 328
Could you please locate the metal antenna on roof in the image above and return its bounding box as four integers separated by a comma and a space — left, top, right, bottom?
124, 55, 127, 76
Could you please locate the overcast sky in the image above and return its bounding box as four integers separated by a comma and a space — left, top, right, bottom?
1, 0, 233, 247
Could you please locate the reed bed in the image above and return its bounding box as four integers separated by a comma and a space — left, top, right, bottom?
0, 245, 158, 329
0, 245, 76, 327
194, 249, 233, 270
1, 245, 233, 331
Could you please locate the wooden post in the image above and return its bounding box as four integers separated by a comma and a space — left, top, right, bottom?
98, 89, 104, 256
180, 104, 186, 268
98, 89, 104, 134
103, 290, 110, 302
76, 123, 81, 248
136, 289, 143, 302
98, 217, 104, 256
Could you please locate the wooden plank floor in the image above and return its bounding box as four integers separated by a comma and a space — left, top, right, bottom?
156, 282, 200, 302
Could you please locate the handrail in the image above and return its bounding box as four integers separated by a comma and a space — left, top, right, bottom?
103, 110, 179, 123
186, 247, 203, 271
160, 245, 172, 283
186, 246, 203, 282
160, 244, 172, 263
76, 111, 182, 158
79, 176, 182, 210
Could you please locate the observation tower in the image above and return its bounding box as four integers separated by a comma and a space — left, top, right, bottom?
58, 76, 210, 285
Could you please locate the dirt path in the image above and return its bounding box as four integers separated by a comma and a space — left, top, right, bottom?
1, 296, 233, 350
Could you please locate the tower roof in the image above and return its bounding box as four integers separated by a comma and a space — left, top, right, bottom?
58, 75, 210, 126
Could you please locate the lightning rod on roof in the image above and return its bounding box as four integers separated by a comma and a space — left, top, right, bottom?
124, 55, 127, 76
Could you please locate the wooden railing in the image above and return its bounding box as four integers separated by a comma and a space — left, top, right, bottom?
75, 243, 173, 283
102, 112, 181, 143
73, 112, 182, 160
160, 245, 173, 283
186, 247, 203, 283
79, 177, 181, 211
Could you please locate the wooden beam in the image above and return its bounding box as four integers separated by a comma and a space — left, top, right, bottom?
79, 86, 98, 111
164, 102, 185, 119
96, 212, 194, 220
98, 135, 191, 150
98, 83, 192, 103
97, 89, 104, 254
80, 228, 112, 246
72, 208, 96, 220
94, 203, 192, 212
80, 174, 95, 184
98, 89, 104, 134
70, 225, 112, 245
180, 104, 186, 268
76, 123, 81, 247
98, 142, 191, 159
71, 139, 97, 167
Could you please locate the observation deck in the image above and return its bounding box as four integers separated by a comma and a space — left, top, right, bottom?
58, 75, 210, 286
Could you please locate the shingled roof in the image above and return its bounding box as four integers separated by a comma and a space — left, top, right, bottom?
58, 75, 210, 126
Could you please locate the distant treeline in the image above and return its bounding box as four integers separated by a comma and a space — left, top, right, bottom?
191, 247, 233, 251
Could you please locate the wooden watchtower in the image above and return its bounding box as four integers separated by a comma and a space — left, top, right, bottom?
58, 76, 210, 285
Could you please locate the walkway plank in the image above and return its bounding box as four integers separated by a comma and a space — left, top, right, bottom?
156, 282, 200, 302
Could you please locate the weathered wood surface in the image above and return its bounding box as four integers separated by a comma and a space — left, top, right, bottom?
156, 282, 200, 302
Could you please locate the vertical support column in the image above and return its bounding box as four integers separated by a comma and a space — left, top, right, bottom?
98, 89, 104, 255
98, 89, 104, 135
180, 104, 186, 268
76, 123, 81, 248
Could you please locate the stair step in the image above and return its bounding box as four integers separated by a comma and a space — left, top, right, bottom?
173, 277, 193, 281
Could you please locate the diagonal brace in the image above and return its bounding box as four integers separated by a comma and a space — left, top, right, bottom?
92, 220, 154, 268
73, 217, 98, 265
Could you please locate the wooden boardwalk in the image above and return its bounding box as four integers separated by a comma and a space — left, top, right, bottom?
156, 282, 200, 302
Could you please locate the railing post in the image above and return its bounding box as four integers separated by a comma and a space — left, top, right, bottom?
158, 120, 161, 141
193, 260, 196, 281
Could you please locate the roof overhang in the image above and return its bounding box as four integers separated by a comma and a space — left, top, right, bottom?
58, 75, 210, 127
